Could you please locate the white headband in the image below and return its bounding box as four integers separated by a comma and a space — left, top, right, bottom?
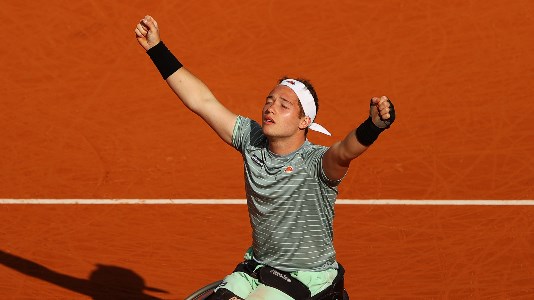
279, 79, 331, 136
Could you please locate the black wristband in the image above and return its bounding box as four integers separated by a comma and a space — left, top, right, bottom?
355, 117, 385, 146
146, 41, 183, 80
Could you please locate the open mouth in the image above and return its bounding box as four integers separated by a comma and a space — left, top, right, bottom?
263, 116, 275, 124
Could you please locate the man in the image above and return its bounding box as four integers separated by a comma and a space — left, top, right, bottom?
135, 15, 395, 300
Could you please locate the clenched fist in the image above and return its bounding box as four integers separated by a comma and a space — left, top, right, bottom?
370, 96, 395, 129
135, 15, 161, 51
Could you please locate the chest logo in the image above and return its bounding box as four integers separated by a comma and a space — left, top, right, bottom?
284, 166, 294, 173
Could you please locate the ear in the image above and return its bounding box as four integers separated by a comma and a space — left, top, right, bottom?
299, 116, 312, 130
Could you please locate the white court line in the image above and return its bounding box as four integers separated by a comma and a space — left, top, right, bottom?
0, 199, 534, 205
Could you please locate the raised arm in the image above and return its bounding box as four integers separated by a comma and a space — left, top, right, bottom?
135, 15, 237, 145
322, 96, 396, 181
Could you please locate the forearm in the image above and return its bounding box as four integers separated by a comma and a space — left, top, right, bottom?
147, 41, 216, 114
322, 130, 368, 181
136, 16, 237, 144
332, 115, 388, 165
323, 105, 394, 181
336, 129, 370, 165
165, 67, 218, 114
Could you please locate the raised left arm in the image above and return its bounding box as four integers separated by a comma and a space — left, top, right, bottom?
322, 96, 396, 181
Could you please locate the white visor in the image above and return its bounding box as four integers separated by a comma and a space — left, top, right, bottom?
279, 79, 331, 136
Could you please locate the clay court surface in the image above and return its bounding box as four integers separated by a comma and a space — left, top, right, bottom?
1, 0, 533, 299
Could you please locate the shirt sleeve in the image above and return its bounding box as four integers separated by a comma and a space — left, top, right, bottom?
231, 116, 264, 154
319, 151, 344, 187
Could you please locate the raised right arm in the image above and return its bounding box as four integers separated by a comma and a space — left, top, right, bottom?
135, 15, 237, 145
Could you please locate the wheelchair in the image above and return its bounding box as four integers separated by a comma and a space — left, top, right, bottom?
185, 264, 349, 300
185, 280, 222, 300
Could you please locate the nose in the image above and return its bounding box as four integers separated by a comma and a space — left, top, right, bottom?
264, 102, 275, 114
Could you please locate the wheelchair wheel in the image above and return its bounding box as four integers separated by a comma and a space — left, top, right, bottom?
184, 280, 223, 300
185, 280, 348, 300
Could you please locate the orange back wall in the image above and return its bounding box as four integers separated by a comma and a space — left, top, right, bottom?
2, 0, 533, 199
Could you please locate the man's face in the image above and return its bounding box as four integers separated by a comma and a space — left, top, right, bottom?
262, 85, 308, 138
